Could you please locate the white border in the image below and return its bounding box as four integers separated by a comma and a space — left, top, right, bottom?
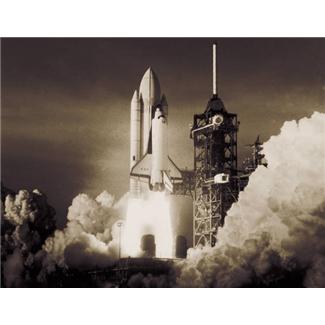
1, 1, 324, 324
0, 288, 324, 325
1, 0, 325, 37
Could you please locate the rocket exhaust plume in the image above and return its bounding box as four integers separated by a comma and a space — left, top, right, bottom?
123, 192, 174, 258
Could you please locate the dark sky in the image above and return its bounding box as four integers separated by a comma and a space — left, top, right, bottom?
2, 38, 325, 226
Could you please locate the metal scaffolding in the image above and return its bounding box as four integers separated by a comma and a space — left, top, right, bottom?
172, 169, 195, 197
191, 95, 239, 247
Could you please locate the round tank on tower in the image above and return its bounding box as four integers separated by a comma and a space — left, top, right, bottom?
175, 235, 187, 258
141, 234, 156, 258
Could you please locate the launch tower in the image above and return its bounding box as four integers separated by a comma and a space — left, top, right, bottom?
191, 43, 239, 247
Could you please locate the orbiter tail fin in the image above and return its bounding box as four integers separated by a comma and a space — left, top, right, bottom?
168, 157, 183, 180
163, 171, 173, 193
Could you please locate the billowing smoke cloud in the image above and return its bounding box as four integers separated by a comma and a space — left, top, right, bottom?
127, 273, 172, 288
1, 186, 127, 286
2, 248, 24, 287
1, 188, 56, 287
176, 111, 325, 287
44, 191, 126, 270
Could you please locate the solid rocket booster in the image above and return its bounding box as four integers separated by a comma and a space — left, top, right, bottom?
129, 67, 182, 195
129, 90, 141, 196
130, 90, 141, 168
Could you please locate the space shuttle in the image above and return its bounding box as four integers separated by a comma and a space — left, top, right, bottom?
129, 67, 183, 196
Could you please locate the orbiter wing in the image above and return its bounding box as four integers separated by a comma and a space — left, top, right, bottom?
130, 154, 183, 193
130, 154, 152, 178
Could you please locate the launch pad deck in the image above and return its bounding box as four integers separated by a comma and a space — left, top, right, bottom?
58, 257, 179, 287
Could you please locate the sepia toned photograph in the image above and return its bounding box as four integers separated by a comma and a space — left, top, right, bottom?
1, 37, 325, 288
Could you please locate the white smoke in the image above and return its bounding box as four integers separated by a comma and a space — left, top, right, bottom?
44, 191, 126, 270
2, 188, 57, 286
3, 248, 24, 287
4, 189, 53, 226
176, 111, 325, 287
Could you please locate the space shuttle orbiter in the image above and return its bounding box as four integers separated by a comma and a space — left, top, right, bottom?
129, 67, 183, 196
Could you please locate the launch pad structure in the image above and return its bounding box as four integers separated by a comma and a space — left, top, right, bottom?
190, 44, 239, 248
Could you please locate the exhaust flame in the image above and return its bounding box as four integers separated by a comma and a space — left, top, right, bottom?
123, 191, 173, 258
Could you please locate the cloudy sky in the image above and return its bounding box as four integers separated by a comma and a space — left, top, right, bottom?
2, 38, 324, 226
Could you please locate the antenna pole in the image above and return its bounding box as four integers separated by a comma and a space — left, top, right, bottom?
213, 43, 218, 96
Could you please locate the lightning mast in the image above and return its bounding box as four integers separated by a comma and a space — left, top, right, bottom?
191, 43, 239, 247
